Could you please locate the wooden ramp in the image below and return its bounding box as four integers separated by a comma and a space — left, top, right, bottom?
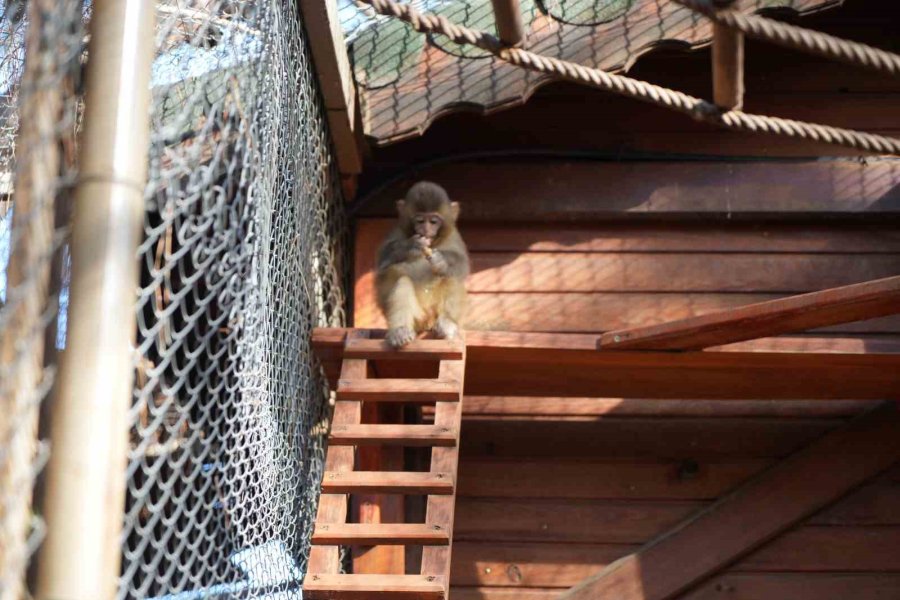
305, 331, 466, 600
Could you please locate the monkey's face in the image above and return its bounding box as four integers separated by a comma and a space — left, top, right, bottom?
413, 212, 444, 242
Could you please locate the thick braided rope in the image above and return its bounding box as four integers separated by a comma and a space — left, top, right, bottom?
674, 0, 900, 78
359, 0, 900, 155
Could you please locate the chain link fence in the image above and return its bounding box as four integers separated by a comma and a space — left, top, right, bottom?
0, 0, 85, 597
1, 0, 349, 598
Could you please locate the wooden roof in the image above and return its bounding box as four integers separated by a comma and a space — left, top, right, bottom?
348, 0, 843, 145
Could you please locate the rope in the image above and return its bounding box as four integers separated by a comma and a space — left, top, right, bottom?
673, 0, 900, 78
357, 0, 900, 156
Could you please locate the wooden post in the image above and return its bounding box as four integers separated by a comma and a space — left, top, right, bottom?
712, 0, 744, 110
34, 2, 155, 599
490, 0, 525, 46
0, 2, 61, 597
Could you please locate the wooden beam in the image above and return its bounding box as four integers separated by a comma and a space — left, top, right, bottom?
559, 401, 900, 600
299, 0, 362, 178
313, 328, 900, 400
489, 0, 524, 46
600, 275, 900, 351
712, 1, 744, 109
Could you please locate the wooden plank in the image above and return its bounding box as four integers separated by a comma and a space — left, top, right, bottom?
298, 0, 361, 175
448, 529, 900, 587
682, 573, 900, 600
308, 332, 367, 574
322, 471, 455, 495
314, 329, 900, 400
456, 482, 900, 545
450, 542, 634, 587
421, 357, 466, 597
358, 290, 900, 333
303, 574, 445, 599
811, 479, 900, 525
464, 253, 900, 293
330, 424, 457, 447
312, 523, 450, 546
345, 337, 464, 360
459, 418, 837, 459
451, 589, 561, 600
356, 220, 900, 254
463, 348, 900, 400
600, 276, 900, 351
357, 159, 900, 219
559, 402, 900, 600
461, 397, 876, 418
337, 378, 460, 402
457, 459, 772, 500
455, 498, 702, 544
737, 525, 900, 572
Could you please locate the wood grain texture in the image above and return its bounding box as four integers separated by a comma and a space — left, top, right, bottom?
682, 573, 900, 600
304, 574, 445, 599
600, 275, 900, 350
312, 523, 450, 546
560, 403, 900, 600
329, 424, 457, 447
460, 397, 877, 418
457, 459, 773, 499
337, 378, 460, 402
421, 357, 466, 597
459, 418, 837, 459
322, 471, 455, 495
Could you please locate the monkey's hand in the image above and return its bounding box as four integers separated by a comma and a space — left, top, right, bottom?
427, 249, 449, 275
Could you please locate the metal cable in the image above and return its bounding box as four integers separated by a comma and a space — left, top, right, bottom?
360, 0, 900, 155
674, 0, 900, 77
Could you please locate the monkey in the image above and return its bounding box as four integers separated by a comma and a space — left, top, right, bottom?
375, 181, 470, 348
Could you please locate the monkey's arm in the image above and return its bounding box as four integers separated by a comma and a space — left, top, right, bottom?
376, 231, 427, 273
430, 234, 469, 279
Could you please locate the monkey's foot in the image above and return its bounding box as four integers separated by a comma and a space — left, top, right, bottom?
432, 317, 459, 340
386, 326, 416, 348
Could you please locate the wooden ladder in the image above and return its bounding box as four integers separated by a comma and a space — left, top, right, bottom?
305, 330, 466, 599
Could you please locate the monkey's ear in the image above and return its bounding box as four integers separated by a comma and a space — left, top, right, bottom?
449, 201, 460, 221
396, 200, 406, 215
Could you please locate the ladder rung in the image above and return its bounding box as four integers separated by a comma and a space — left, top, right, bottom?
329, 424, 457, 447
336, 379, 459, 402
344, 337, 464, 360
321, 471, 454, 495
304, 574, 444, 599
311, 523, 450, 546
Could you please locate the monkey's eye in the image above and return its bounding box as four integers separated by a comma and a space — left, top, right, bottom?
414, 216, 426, 225
430, 217, 441, 226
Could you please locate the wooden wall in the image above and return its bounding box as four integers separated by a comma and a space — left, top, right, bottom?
352, 160, 900, 599
348, 1, 900, 596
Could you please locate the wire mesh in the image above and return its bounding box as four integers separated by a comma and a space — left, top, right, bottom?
123, 1, 349, 599
0, 0, 85, 598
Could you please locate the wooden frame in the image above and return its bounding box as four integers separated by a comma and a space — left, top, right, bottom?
560, 401, 900, 600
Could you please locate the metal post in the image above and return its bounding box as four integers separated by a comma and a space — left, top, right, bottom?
34, 1, 155, 599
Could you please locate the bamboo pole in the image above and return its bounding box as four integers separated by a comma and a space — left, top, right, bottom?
0, 1, 62, 598
34, 2, 155, 599
712, 0, 744, 110
489, 0, 524, 46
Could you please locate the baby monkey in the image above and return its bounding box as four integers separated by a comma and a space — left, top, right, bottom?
375, 181, 470, 348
